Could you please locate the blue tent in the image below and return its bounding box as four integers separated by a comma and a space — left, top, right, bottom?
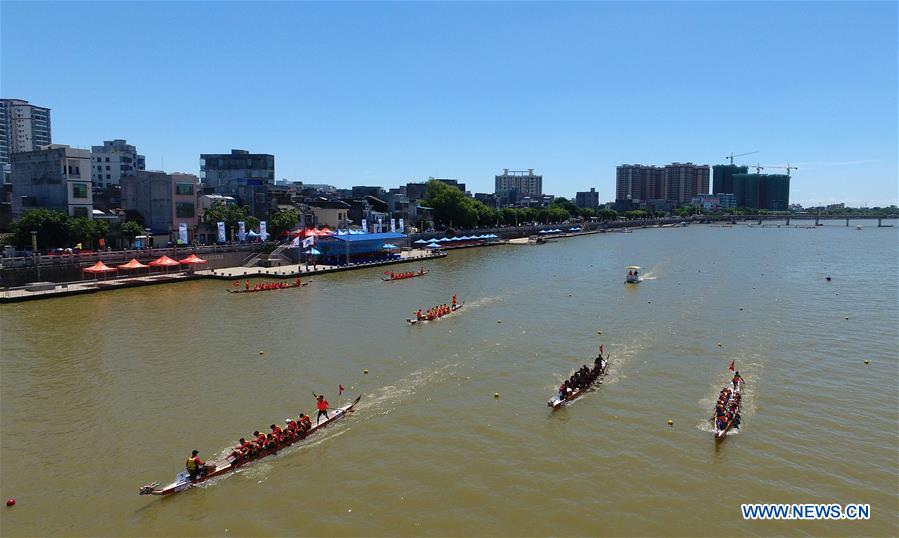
382, 243, 398, 250
414, 239, 428, 244
426, 242, 441, 248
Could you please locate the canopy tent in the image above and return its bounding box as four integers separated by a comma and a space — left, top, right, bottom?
306, 247, 322, 255
625, 265, 641, 270
179, 254, 208, 265
414, 239, 428, 244
426, 242, 441, 248
381, 244, 398, 250
117, 258, 148, 270
538, 230, 549, 234
83, 261, 117, 273
148, 255, 180, 267
437, 237, 451, 242
83, 261, 117, 281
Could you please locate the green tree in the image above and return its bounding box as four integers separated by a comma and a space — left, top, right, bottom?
121, 220, 144, 247
624, 210, 649, 220
596, 208, 618, 221
202, 202, 257, 239
675, 204, 701, 217
269, 208, 300, 237
11, 209, 70, 249
425, 180, 479, 228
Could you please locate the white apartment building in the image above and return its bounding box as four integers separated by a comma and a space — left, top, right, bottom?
91, 139, 146, 187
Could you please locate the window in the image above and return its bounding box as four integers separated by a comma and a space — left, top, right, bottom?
72, 183, 89, 199
105, 157, 110, 162
175, 183, 194, 195
106, 174, 110, 180
105, 165, 110, 170
73, 207, 88, 218
175, 202, 195, 218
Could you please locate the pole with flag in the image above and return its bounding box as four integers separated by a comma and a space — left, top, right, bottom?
728, 360, 735, 372
338, 384, 344, 408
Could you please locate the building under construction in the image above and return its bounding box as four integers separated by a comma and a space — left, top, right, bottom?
732, 173, 790, 211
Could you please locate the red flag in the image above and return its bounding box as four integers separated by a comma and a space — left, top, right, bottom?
728, 360, 735, 371
339, 384, 344, 395
600, 344, 604, 355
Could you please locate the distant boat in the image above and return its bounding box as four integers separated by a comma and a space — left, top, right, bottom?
625, 265, 642, 284
856, 224, 863, 230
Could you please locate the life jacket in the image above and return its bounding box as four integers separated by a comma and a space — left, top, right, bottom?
317, 399, 328, 411
186, 457, 198, 471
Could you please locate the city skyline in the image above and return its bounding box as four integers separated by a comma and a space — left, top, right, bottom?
2, 2, 896, 206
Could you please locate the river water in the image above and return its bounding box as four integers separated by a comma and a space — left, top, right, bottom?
1, 222, 897, 537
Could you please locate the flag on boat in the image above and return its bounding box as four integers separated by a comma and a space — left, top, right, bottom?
600, 344, 604, 355
728, 360, 735, 371
339, 384, 344, 395
302, 235, 315, 248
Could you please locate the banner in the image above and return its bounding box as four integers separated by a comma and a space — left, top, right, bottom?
290, 236, 300, 248
390, 218, 396, 233
362, 218, 368, 233
238, 221, 246, 241
217, 221, 226, 243
179, 223, 188, 244
259, 221, 268, 241
302, 235, 314, 248
377, 217, 383, 233
399, 218, 404, 233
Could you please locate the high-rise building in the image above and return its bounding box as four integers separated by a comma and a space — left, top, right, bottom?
200, 149, 274, 191
495, 169, 542, 205
121, 171, 199, 235
10, 144, 92, 219
91, 139, 146, 188
615, 165, 665, 202
575, 188, 600, 209
664, 163, 709, 206
732, 173, 790, 210
200, 149, 274, 219
712, 164, 749, 195
1, 99, 52, 171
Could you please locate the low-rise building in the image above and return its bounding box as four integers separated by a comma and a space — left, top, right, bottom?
10, 144, 93, 218
691, 193, 736, 211
120, 170, 199, 238
575, 188, 599, 209
308, 199, 351, 228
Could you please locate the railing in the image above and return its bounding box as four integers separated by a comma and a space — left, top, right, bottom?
0, 242, 269, 268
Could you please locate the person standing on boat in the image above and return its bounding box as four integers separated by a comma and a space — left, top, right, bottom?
452, 294, 457, 308
314, 394, 330, 424
732, 371, 744, 389
186, 450, 207, 480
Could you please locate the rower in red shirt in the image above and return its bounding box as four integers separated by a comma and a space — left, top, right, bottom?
298, 413, 312, 432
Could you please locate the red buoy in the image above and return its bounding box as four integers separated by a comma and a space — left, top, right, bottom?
6, 498, 15, 507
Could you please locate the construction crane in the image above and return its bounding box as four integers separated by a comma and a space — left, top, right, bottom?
753, 163, 764, 174
725, 151, 758, 165
764, 164, 798, 176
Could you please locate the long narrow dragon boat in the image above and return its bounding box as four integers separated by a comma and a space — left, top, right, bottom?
712, 382, 742, 440
382, 268, 429, 281
406, 303, 463, 325
139, 396, 361, 496
227, 281, 310, 293
547, 357, 610, 409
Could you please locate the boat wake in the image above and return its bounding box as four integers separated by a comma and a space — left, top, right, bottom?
354, 363, 460, 420
697, 360, 762, 433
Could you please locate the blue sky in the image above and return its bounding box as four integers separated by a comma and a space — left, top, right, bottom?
2, 1, 896, 206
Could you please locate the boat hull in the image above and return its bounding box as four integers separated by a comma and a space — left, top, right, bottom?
406, 303, 463, 324
139, 396, 361, 496
548, 359, 610, 409
227, 282, 309, 293
382, 270, 428, 282
713, 382, 742, 440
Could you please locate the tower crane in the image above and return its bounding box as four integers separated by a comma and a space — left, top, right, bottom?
764, 164, 798, 176
753, 163, 764, 174
725, 151, 758, 165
